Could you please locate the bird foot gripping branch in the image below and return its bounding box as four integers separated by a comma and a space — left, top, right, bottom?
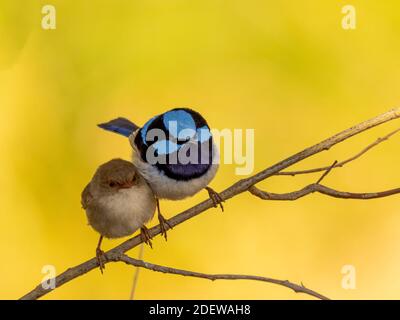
140, 226, 153, 248
206, 186, 224, 212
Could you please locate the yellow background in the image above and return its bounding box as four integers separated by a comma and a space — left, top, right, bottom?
1, 1, 400, 299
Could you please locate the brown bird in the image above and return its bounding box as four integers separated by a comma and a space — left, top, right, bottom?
81, 159, 156, 273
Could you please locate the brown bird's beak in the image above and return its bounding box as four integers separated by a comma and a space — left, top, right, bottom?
119, 181, 134, 189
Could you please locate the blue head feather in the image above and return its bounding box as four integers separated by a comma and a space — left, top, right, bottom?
196, 125, 212, 143
152, 140, 180, 155
163, 109, 196, 140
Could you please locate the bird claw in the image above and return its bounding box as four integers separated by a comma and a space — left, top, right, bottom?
206, 186, 224, 212
140, 226, 153, 248
158, 213, 172, 241
96, 248, 106, 274
156, 198, 172, 241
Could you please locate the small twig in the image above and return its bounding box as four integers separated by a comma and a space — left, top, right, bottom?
277, 128, 400, 176
249, 184, 400, 201
316, 160, 338, 184
109, 253, 329, 300
129, 243, 144, 300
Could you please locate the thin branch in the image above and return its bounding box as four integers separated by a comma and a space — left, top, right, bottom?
277, 127, 400, 176
129, 243, 144, 300
20, 108, 400, 300
109, 253, 329, 300
316, 160, 338, 184
249, 184, 400, 201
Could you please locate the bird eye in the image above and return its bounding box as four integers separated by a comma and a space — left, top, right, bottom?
109, 181, 117, 187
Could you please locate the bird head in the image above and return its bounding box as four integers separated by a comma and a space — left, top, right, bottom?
133, 108, 214, 180
92, 159, 139, 195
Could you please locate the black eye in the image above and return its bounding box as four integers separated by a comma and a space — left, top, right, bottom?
109, 182, 117, 187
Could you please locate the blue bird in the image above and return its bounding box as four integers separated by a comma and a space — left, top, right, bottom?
98, 108, 223, 239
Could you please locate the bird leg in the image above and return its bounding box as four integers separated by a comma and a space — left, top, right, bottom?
156, 199, 172, 241
205, 186, 224, 212
140, 226, 153, 248
96, 235, 106, 274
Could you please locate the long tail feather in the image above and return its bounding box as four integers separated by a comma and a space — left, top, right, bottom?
97, 117, 139, 137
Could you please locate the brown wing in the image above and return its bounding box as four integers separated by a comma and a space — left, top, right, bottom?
81, 183, 93, 209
